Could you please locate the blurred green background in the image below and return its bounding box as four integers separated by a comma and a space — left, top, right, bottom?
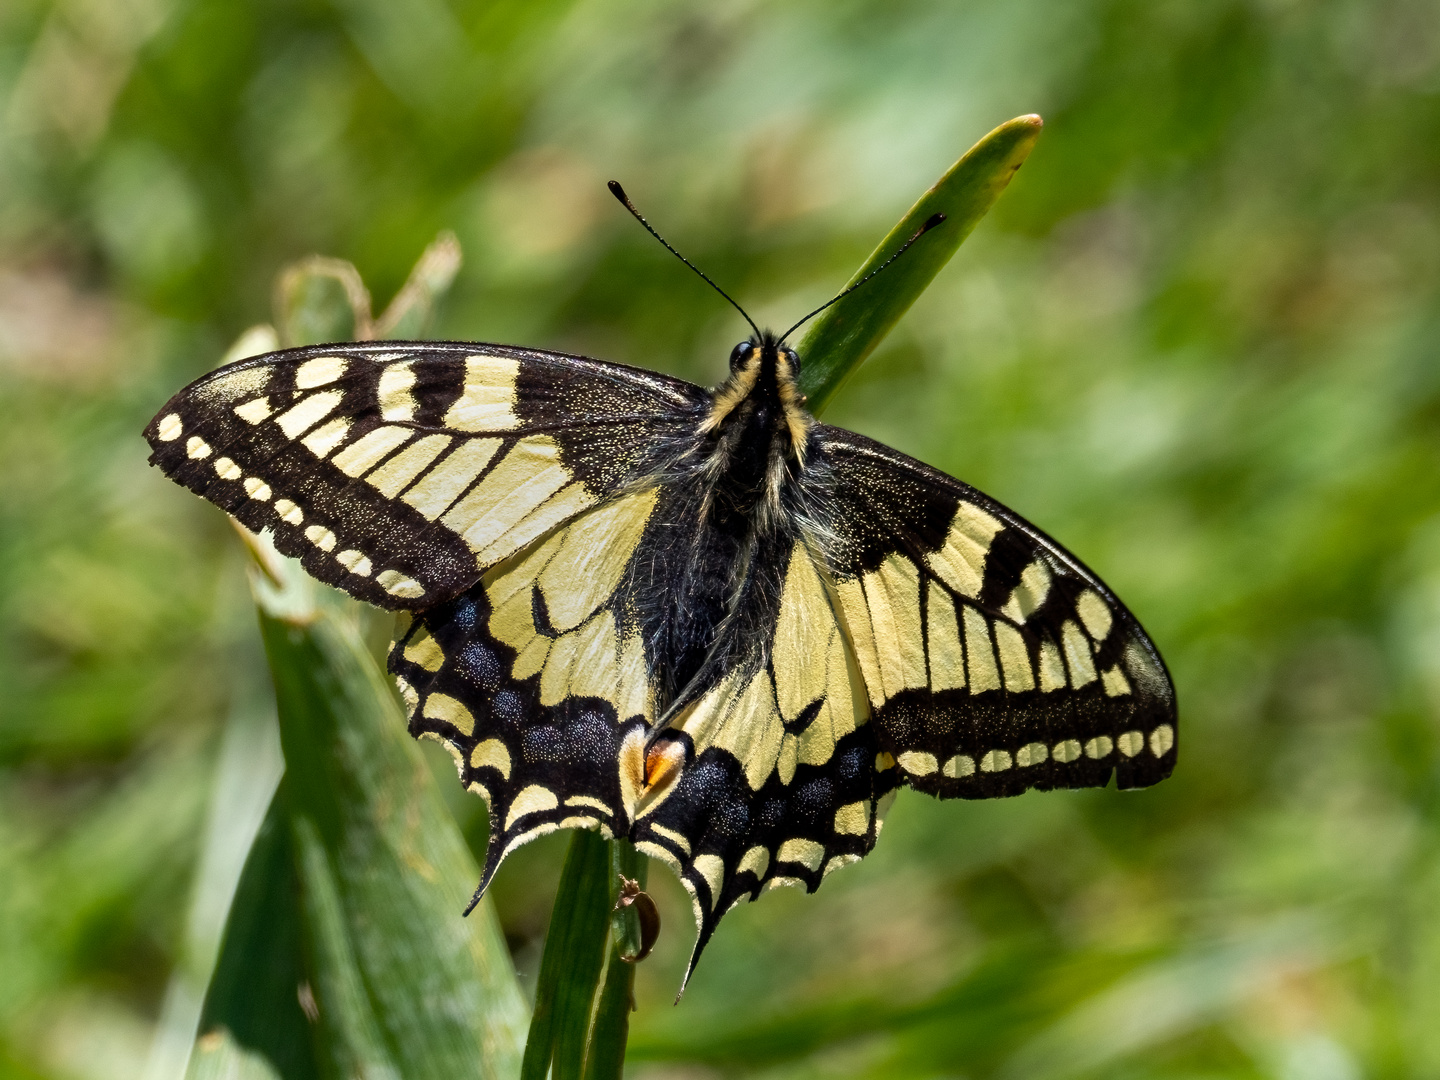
4, 0, 1440, 1077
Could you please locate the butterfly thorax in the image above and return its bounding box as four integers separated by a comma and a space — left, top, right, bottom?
637, 335, 826, 719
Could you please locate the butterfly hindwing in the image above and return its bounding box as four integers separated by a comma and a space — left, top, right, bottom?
389, 486, 665, 893
144, 341, 706, 609
816, 427, 1177, 798
633, 539, 899, 983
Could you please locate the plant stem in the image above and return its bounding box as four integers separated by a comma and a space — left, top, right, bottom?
520, 829, 613, 1080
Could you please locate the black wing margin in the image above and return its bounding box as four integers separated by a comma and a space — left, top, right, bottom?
815, 426, 1177, 799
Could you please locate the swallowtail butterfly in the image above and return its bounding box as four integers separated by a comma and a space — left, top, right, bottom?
145, 193, 1176, 986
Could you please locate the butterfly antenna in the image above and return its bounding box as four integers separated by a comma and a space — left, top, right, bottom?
778, 212, 947, 345
608, 181, 761, 340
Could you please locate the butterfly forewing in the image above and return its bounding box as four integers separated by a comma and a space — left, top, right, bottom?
144, 341, 706, 610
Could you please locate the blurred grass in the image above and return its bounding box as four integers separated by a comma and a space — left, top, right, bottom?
4, 0, 1440, 1078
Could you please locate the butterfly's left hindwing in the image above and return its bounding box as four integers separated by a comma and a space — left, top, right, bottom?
144, 341, 706, 609
632, 540, 899, 974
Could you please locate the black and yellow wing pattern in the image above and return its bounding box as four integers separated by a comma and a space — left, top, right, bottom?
146, 337, 1176, 985
818, 428, 1174, 795
145, 341, 705, 609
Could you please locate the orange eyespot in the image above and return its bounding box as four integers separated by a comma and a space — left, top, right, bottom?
645, 738, 686, 792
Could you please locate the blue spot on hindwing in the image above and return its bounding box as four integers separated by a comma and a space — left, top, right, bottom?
457, 642, 502, 691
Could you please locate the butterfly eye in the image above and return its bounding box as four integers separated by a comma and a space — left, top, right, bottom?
729, 341, 754, 372
784, 348, 802, 377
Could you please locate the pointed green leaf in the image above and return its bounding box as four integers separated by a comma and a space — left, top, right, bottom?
796, 114, 1043, 413
258, 589, 528, 1080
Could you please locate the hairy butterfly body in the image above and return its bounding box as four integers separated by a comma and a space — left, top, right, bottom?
146, 330, 1176, 987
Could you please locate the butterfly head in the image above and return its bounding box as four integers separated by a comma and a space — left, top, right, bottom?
606, 179, 939, 463
703, 330, 812, 454
606, 181, 940, 444
727, 334, 800, 381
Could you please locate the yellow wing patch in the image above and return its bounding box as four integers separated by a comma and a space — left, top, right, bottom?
482, 488, 659, 722
444, 355, 521, 431
925, 501, 1003, 598
659, 541, 868, 794
835, 524, 1134, 712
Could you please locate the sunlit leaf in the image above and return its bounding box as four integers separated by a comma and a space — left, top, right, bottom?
796, 115, 1042, 413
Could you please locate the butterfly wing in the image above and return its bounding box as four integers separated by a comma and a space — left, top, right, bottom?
631, 538, 899, 986
815, 426, 1177, 796
143, 341, 707, 609
388, 486, 666, 898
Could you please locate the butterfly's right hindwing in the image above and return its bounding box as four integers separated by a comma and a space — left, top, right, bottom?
144, 341, 706, 610
389, 486, 665, 893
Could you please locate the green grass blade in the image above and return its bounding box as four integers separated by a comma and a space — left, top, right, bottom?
520, 829, 613, 1080
192, 790, 320, 1080
257, 590, 528, 1080
290, 813, 400, 1080
796, 114, 1043, 413
580, 951, 635, 1080
149, 669, 284, 1080
580, 842, 647, 1080
605, 840, 649, 963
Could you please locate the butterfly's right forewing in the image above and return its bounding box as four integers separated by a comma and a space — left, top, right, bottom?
143, 341, 707, 609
